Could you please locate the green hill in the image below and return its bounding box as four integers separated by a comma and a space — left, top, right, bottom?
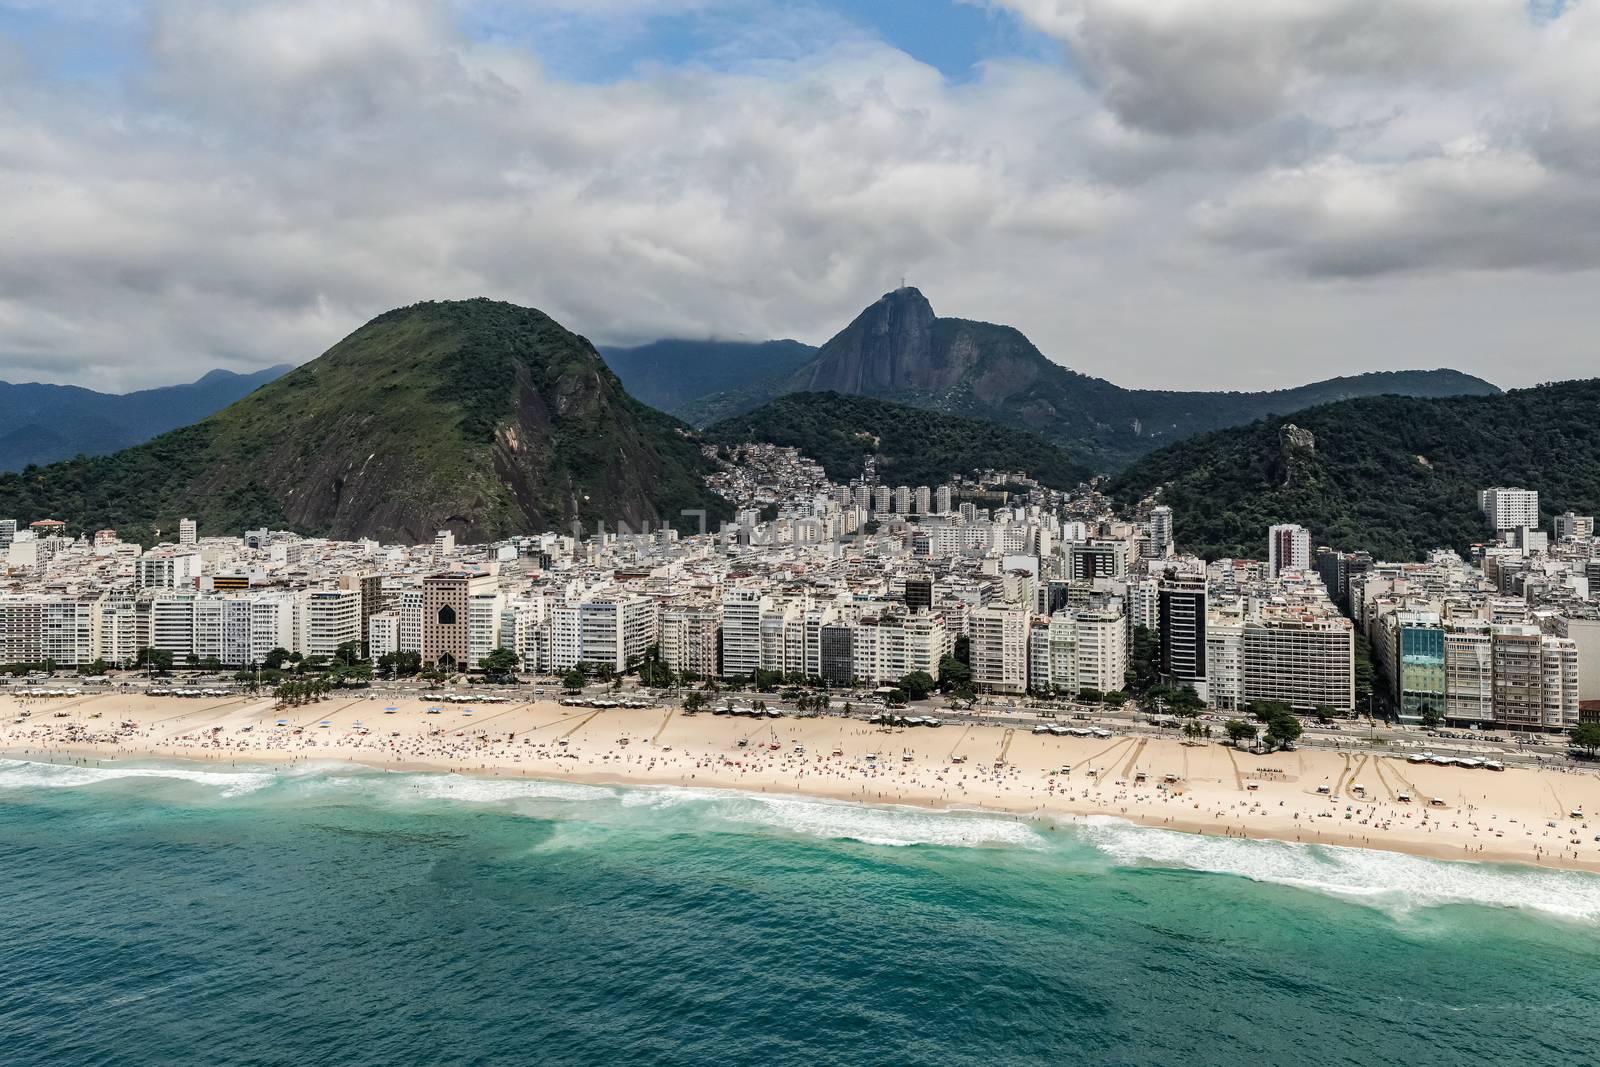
1108, 379, 1600, 561
0, 299, 729, 544
706, 392, 1089, 489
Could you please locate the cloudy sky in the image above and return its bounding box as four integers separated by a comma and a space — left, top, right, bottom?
2, 0, 1597, 392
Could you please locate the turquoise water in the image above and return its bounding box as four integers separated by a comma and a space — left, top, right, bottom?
3, 757, 1599, 1066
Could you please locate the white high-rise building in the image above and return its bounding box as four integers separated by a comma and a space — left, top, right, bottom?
178, 518, 197, 546
299, 588, 361, 658
194, 596, 253, 666
1444, 623, 1494, 725
368, 614, 399, 660
720, 587, 769, 679
1267, 524, 1311, 579
469, 591, 507, 669
149, 594, 197, 659
576, 595, 654, 672
970, 607, 1030, 694
396, 588, 423, 653
1479, 487, 1539, 532
1240, 613, 1354, 712
935, 486, 953, 514
1204, 609, 1245, 710
1074, 608, 1128, 694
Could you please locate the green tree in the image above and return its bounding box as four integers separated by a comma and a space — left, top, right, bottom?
1572, 722, 1600, 756
936, 655, 972, 693
1353, 633, 1376, 708
478, 647, 520, 680
135, 647, 175, 674
333, 641, 367, 668
1266, 713, 1303, 749
378, 650, 422, 677
898, 671, 935, 702
562, 666, 586, 691
1225, 719, 1258, 744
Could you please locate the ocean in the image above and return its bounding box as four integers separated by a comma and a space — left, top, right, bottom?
2, 756, 1598, 1066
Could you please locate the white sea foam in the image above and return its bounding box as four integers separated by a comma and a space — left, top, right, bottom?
404, 774, 614, 805
0, 758, 274, 798
710, 793, 1047, 848
1080, 818, 1600, 922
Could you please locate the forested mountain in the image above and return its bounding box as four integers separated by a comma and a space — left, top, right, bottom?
1108, 380, 1600, 560
663, 287, 1500, 470
0, 365, 290, 471
0, 300, 729, 544
707, 392, 1088, 489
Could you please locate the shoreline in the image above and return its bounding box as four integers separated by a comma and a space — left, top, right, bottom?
7, 691, 1600, 874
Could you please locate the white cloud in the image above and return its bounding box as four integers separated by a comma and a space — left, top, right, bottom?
995, 0, 1530, 133
1, 0, 1599, 394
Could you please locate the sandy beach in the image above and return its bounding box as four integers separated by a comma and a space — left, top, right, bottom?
7, 689, 1600, 873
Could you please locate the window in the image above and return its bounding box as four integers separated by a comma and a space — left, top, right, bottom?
438, 605, 456, 625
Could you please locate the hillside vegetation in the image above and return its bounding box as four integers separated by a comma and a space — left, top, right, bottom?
1109, 380, 1600, 560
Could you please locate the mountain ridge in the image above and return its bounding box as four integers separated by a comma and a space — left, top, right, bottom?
614, 288, 1501, 470
601, 338, 816, 414
0, 365, 292, 472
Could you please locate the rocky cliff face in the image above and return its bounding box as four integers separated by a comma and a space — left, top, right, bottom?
799, 287, 940, 394
1274, 423, 1319, 489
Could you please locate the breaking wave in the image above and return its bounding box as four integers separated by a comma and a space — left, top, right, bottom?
1079, 816, 1600, 922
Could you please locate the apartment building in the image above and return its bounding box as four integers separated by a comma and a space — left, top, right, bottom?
660, 605, 720, 678
970, 606, 1030, 694
1240, 612, 1355, 712
1479, 487, 1540, 532
1159, 570, 1207, 691
300, 588, 361, 659
720, 587, 768, 679
1443, 623, 1494, 725
1074, 608, 1128, 693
